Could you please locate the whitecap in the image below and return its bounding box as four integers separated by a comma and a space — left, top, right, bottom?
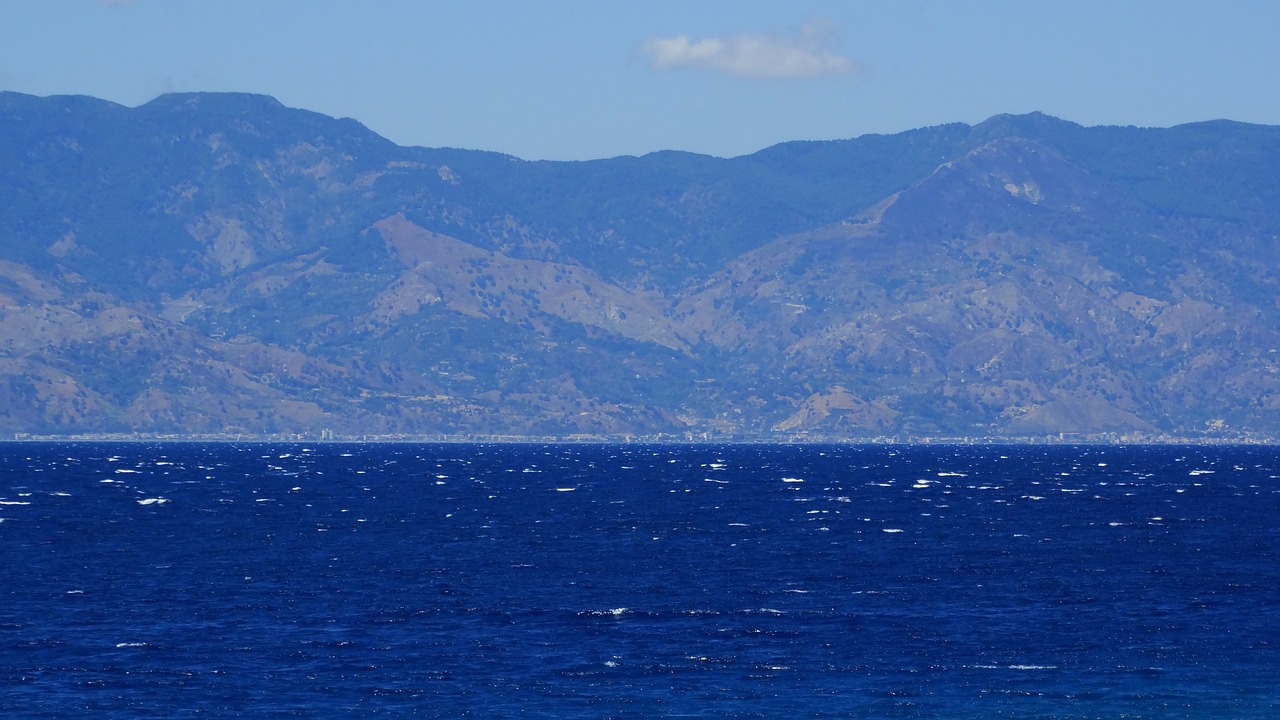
137, 498, 169, 505
583, 608, 630, 617
1189, 470, 1215, 476
0, 501, 31, 506
115, 642, 147, 648
937, 471, 967, 477
555, 487, 577, 492
1008, 664, 1057, 670
782, 477, 804, 483
882, 528, 904, 533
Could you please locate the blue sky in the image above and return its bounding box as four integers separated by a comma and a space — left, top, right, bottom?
3, 1, 1278, 160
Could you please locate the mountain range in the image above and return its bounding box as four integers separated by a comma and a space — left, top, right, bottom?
3, 91, 1280, 441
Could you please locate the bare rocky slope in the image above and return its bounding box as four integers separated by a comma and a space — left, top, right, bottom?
3, 92, 1279, 440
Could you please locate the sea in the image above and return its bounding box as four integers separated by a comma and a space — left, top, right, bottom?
1, 442, 1277, 719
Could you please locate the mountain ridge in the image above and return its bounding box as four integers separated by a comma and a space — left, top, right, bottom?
3, 91, 1280, 440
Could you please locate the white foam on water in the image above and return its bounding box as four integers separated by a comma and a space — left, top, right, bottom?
882, 528, 904, 533
1008, 665, 1057, 670
937, 471, 967, 477
115, 469, 141, 474
66, 590, 84, 594
137, 498, 169, 505
0, 500, 31, 505
555, 487, 577, 492
1189, 470, 1215, 476
115, 642, 147, 648
583, 608, 631, 617
782, 477, 804, 483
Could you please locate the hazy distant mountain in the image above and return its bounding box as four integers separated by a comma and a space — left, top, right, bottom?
4, 91, 1280, 440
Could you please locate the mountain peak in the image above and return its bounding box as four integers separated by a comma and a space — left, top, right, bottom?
966, 112, 1082, 146
140, 91, 288, 116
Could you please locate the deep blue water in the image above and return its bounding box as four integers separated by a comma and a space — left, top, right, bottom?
1, 442, 1278, 718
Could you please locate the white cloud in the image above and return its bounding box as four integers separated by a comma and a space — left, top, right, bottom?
640, 17, 855, 79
